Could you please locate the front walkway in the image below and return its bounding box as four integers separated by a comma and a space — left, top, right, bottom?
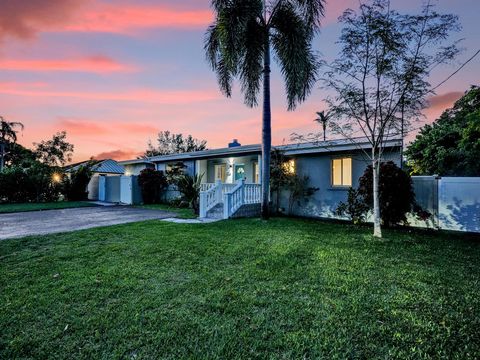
0, 206, 176, 240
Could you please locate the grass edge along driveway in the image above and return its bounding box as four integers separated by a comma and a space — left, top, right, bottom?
1, 218, 479, 359
0, 201, 97, 214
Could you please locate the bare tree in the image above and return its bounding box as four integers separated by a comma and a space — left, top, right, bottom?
315, 0, 461, 237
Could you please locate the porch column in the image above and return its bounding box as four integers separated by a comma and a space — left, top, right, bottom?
257, 154, 262, 184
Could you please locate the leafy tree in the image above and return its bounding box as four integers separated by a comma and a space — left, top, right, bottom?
205, 0, 325, 219
309, 0, 460, 237
34, 131, 74, 167
0, 116, 24, 171
138, 168, 168, 204
2, 143, 36, 169
144, 131, 207, 157
406, 86, 480, 176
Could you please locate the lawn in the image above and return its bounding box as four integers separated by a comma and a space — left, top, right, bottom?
1, 218, 479, 359
0, 201, 97, 214
137, 203, 197, 219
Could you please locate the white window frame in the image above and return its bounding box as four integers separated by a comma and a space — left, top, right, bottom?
331, 157, 353, 187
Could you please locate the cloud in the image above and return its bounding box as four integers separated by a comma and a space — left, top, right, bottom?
427, 92, 463, 110
62, 3, 213, 34
0, 0, 212, 41
0, 82, 221, 104
0, 55, 135, 73
0, 0, 88, 41
94, 149, 142, 161
56, 118, 157, 136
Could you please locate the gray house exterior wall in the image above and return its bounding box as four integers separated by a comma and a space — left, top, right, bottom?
277, 149, 401, 218
124, 163, 154, 176
156, 160, 195, 177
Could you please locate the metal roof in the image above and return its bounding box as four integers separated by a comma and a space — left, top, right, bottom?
66, 159, 125, 174
143, 137, 401, 163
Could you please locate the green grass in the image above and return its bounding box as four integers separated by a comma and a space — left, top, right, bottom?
1, 218, 479, 359
0, 201, 96, 213
137, 203, 197, 219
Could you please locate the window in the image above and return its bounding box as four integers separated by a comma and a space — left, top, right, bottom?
282, 159, 295, 175
332, 157, 352, 187
214, 164, 226, 182
253, 162, 260, 183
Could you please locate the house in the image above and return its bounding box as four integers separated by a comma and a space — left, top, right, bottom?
65, 159, 125, 200
120, 137, 402, 219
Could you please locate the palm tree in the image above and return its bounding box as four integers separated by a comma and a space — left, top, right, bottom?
314, 111, 328, 141
0, 116, 24, 171
205, 0, 325, 219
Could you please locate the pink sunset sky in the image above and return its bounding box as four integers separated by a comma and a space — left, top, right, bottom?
1, 0, 479, 162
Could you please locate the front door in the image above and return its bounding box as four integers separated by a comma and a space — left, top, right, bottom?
214, 164, 226, 182
234, 164, 245, 181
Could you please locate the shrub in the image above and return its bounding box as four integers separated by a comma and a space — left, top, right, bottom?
0, 163, 63, 203
0, 166, 32, 203
64, 164, 92, 201
359, 161, 415, 227
175, 174, 203, 214
336, 188, 370, 224
138, 168, 168, 204
287, 175, 319, 214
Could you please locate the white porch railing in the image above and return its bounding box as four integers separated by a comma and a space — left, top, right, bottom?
199, 180, 222, 218
223, 180, 261, 219
199, 180, 261, 219
200, 183, 216, 192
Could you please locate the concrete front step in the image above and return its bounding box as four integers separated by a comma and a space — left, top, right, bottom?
206, 203, 224, 219
205, 202, 261, 219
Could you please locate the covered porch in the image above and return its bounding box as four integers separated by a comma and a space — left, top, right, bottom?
196, 154, 261, 186
196, 154, 262, 219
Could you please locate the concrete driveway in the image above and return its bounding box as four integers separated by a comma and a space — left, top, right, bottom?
0, 206, 177, 240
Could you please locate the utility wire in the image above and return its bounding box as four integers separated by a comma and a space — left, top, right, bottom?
431, 49, 480, 92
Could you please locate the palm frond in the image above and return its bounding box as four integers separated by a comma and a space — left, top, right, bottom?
271, 2, 319, 110
288, 0, 326, 30
239, 17, 265, 107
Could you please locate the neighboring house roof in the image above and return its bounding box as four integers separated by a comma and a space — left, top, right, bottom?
142, 136, 402, 163
65, 159, 125, 174
118, 158, 155, 166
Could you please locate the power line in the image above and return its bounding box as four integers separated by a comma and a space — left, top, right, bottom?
431, 49, 480, 92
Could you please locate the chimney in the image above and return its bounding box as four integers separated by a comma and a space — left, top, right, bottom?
228, 139, 241, 148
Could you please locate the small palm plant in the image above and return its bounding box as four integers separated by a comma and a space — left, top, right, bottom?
176, 173, 204, 214
205, 0, 325, 219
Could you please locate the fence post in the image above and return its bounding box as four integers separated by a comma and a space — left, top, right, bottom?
215, 180, 222, 203
240, 179, 245, 205
199, 192, 206, 218
434, 175, 440, 229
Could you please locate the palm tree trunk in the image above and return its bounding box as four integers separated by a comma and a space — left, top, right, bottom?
261, 31, 271, 220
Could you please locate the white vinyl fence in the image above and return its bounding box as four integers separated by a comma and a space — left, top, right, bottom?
412, 176, 480, 233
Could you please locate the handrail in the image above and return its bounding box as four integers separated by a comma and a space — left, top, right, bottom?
223, 180, 244, 219
200, 181, 261, 219
199, 180, 222, 218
